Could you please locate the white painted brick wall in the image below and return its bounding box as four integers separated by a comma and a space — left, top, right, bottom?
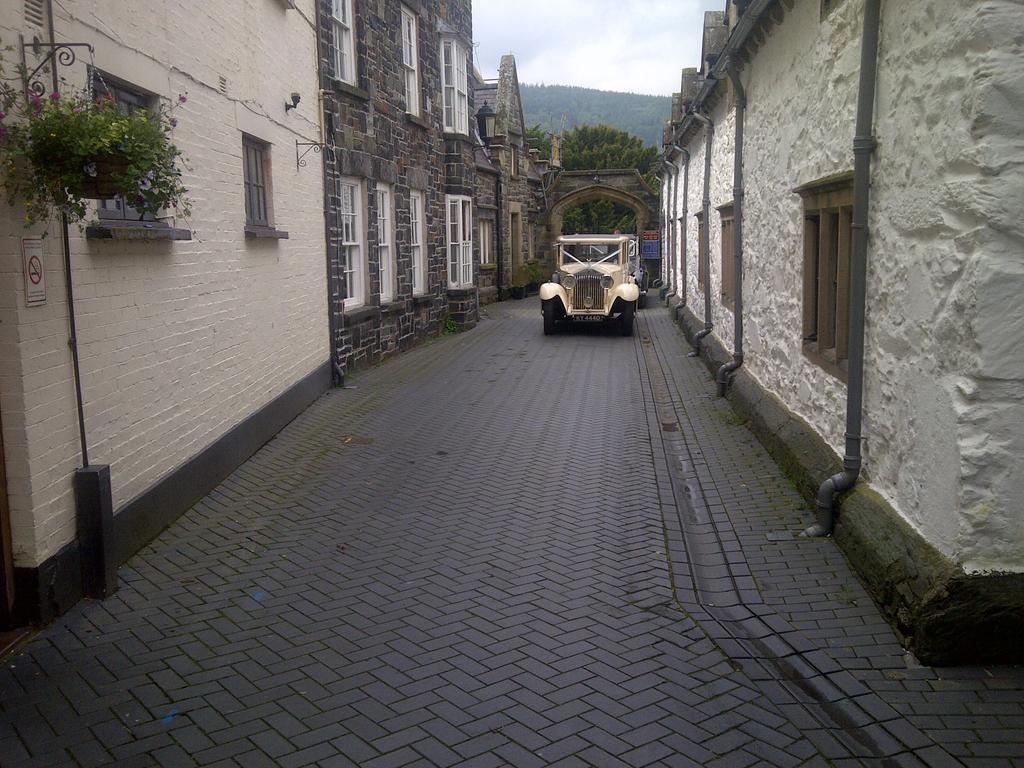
0, 0, 328, 567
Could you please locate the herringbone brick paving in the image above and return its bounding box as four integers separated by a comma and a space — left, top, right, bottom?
0, 302, 1021, 767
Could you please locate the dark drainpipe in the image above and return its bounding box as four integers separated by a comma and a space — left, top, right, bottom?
495, 173, 504, 297
314, 18, 344, 387
716, 60, 746, 396
689, 111, 714, 356
45, 2, 88, 466
804, 0, 881, 537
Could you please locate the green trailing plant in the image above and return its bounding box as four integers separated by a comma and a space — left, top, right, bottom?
0, 50, 191, 226
442, 314, 460, 335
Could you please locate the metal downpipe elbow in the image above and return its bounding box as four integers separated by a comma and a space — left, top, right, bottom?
803, 464, 859, 537
690, 326, 712, 356
715, 355, 743, 397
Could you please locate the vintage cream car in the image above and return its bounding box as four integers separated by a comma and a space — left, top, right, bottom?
539, 234, 641, 336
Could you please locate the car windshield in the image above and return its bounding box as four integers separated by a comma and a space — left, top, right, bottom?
560, 242, 622, 265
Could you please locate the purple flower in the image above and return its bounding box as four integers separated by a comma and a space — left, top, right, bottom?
49, 91, 60, 102
29, 93, 43, 113
73, 105, 83, 113
0, 111, 6, 121
169, 117, 178, 128
178, 93, 187, 104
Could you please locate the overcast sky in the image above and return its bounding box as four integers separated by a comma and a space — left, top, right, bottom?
472, 0, 726, 96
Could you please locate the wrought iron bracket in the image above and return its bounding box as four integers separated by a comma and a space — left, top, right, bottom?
296, 140, 335, 170
21, 37, 95, 96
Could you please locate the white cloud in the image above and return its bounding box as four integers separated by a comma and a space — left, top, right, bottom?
473, 0, 724, 95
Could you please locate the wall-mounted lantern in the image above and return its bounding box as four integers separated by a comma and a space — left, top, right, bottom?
476, 104, 495, 145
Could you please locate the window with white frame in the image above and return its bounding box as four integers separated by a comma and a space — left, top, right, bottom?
376, 184, 394, 302
446, 195, 473, 288
441, 39, 468, 134
401, 7, 419, 116
410, 190, 426, 295
479, 219, 493, 265
339, 177, 365, 308
331, 0, 356, 85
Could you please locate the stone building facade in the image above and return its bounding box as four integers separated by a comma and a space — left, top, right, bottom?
0, 1, 329, 625
660, 0, 1024, 662
319, 0, 479, 371
473, 55, 546, 301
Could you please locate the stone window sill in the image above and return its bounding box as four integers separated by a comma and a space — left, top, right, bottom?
802, 341, 849, 383
412, 294, 434, 307
86, 221, 192, 241
479, 263, 496, 272
380, 300, 404, 314
406, 113, 429, 130
344, 305, 378, 325
443, 131, 471, 144
332, 78, 370, 102
245, 225, 289, 240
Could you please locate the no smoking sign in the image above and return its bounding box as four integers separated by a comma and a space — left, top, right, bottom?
22, 238, 46, 306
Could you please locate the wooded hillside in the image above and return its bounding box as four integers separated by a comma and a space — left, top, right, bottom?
521, 84, 670, 148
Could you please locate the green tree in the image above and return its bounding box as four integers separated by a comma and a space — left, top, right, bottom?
557, 124, 657, 234
562, 200, 636, 235
525, 123, 551, 162
561, 124, 659, 181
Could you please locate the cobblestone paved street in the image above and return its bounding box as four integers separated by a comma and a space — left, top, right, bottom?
1, 302, 1022, 768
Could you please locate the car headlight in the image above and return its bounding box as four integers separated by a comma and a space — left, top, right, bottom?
550, 272, 561, 284
562, 274, 576, 290
600, 275, 614, 289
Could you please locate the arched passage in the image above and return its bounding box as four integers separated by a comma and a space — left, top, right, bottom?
539, 170, 660, 269
548, 185, 653, 235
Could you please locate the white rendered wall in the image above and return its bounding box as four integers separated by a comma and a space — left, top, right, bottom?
0, 0, 328, 567
678, 0, 1023, 572
680, 95, 736, 346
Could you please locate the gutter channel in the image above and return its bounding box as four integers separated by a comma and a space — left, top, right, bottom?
636, 312, 956, 764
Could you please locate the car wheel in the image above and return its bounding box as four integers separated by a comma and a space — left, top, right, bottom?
543, 300, 558, 335
620, 302, 635, 336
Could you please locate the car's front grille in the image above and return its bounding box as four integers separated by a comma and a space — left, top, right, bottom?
572, 272, 604, 312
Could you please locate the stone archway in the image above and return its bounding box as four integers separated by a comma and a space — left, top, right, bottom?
539, 169, 660, 269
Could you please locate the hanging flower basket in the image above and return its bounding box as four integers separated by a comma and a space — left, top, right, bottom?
69, 154, 134, 199
0, 53, 191, 225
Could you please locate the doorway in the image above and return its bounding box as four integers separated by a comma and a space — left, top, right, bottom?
510, 211, 522, 272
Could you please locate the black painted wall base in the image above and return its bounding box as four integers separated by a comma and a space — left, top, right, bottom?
13, 542, 81, 626
75, 465, 116, 600
11, 360, 332, 627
